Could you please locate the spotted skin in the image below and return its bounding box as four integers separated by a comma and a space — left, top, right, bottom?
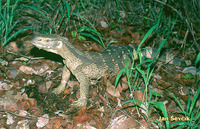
31, 34, 190, 112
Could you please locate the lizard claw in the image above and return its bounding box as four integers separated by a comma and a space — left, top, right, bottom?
52, 87, 63, 94
52, 82, 66, 94
66, 98, 87, 114
71, 97, 87, 106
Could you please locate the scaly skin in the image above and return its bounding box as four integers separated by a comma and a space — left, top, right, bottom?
31, 34, 190, 112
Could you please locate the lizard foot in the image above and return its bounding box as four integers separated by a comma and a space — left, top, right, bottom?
52, 86, 65, 94
66, 97, 87, 114
52, 82, 66, 94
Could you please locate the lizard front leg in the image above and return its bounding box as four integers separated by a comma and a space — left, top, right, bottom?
52, 66, 70, 94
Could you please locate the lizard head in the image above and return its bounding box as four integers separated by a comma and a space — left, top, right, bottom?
31, 34, 66, 54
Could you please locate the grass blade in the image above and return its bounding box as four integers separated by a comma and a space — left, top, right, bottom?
115, 67, 125, 88
25, 6, 51, 23
4, 28, 33, 46
138, 24, 158, 48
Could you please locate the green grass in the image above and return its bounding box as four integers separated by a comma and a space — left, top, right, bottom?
25, 0, 70, 34
0, 0, 32, 48
114, 15, 191, 127
168, 86, 200, 128
26, 0, 105, 48
114, 24, 171, 128
196, 52, 200, 84
70, 13, 105, 48
0, 1, 198, 128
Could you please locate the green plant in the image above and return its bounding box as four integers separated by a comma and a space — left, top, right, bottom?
0, 0, 31, 48
71, 25, 105, 48
114, 24, 169, 128
71, 13, 105, 48
115, 24, 158, 92
26, 0, 105, 48
168, 52, 200, 128
144, 1, 177, 41
168, 86, 200, 128
26, 0, 70, 34
114, 23, 178, 128
196, 52, 200, 84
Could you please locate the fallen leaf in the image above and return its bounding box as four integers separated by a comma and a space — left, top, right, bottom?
18, 110, 29, 117
17, 120, 30, 129
6, 67, 19, 79
38, 82, 48, 93
108, 115, 138, 129
19, 65, 36, 75
46, 117, 62, 129
140, 118, 148, 128
16, 98, 31, 110
134, 90, 144, 102
29, 106, 43, 117
6, 113, 14, 125
73, 112, 88, 125
121, 82, 129, 91
106, 80, 120, 98
36, 114, 49, 128
0, 82, 12, 90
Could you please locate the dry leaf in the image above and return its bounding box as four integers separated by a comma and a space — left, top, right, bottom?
46, 117, 62, 129
121, 82, 129, 91
0, 82, 12, 90
134, 90, 144, 102
19, 65, 36, 75
36, 114, 49, 128
108, 115, 138, 129
29, 106, 43, 117
16, 98, 31, 110
17, 120, 30, 129
106, 80, 120, 98
140, 119, 148, 128
73, 112, 88, 125
6, 113, 14, 125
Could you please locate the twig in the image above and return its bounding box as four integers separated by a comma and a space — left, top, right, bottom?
4, 51, 44, 60
154, 0, 200, 51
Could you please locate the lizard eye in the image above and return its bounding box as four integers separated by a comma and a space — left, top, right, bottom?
55, 41, 63, 48
46, 39, 50, 42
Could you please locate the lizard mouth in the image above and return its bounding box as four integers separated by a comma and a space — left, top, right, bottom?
32, 42, 51, 49
31, 39, 53, 49
31, 39, 58, 54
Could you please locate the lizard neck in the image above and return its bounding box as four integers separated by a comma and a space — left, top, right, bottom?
59, 40, 87, 60
58, 40, 91, 70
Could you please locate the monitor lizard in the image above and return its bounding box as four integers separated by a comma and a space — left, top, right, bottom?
31, 34, 190, 111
